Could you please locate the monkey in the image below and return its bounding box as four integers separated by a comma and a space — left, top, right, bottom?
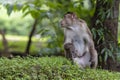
60, 12, 98, 69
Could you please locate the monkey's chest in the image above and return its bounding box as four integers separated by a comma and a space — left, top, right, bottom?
73, 37, 86, 57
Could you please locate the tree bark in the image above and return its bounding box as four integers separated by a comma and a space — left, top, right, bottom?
0, 29, 10, 57
25, 19, 38, 55
92, 0, 119, 70
104, 0, 119, 70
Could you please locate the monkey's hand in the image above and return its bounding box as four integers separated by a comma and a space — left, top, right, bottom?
64, 43, 76, 59
64, 43, 74, 50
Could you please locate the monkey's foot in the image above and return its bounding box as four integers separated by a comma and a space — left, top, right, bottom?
90, 61, 95, 68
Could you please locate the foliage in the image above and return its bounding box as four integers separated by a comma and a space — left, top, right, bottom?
0, 56, 120, 80
117, 42, 120, 60
118, 26, 120, 43
0, 0, 97, 55
0, 6, 33, 36
37, 17, 64, 56
91, 27, 116, 62
91, 0, 119, 64
0, 0, 120, 59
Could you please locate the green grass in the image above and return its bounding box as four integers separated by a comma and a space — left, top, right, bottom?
0, 35, 47, 42
0, 56, 120, 80
0, 35, 47, 55
0, 40, 40, 54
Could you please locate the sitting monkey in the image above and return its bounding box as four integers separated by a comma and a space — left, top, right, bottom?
61, 12, 98, 69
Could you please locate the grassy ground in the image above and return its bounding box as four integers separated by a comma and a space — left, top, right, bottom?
0, 56, 120, 80
0, 35, 47, 42
0, 35, 47, 55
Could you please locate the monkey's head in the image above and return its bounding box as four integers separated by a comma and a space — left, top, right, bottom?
61, 12, 78, 28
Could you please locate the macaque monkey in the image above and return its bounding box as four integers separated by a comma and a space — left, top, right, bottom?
61, 12, 98, 69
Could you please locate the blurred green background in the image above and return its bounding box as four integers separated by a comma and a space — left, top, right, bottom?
0, 0, 119, 57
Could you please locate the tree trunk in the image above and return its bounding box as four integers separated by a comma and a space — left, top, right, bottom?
104, 0, 119, 70
92, 0, 119, 70
0, 29, 10, 57
25, 19, 38, 55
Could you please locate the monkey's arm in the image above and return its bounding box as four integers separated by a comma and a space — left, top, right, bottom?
89, 43, 98, 68
86, 27, 93, 38
64, 29, 73, 44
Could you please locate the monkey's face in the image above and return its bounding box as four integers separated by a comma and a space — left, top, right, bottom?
61, 14, 74, 27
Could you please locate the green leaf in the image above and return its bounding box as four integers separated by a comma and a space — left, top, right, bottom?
106, 9, 111, 18
22, 11, 31, 17
5, 4, 13, 15
30, 10, 40, 18
13, 4, 23, 11
91, 28, 96, 39
104, 52, 108, 62
22, 5, 29, 13
101, 48, 106, 54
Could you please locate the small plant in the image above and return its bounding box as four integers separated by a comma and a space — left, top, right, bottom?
0, 57, 120, 80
